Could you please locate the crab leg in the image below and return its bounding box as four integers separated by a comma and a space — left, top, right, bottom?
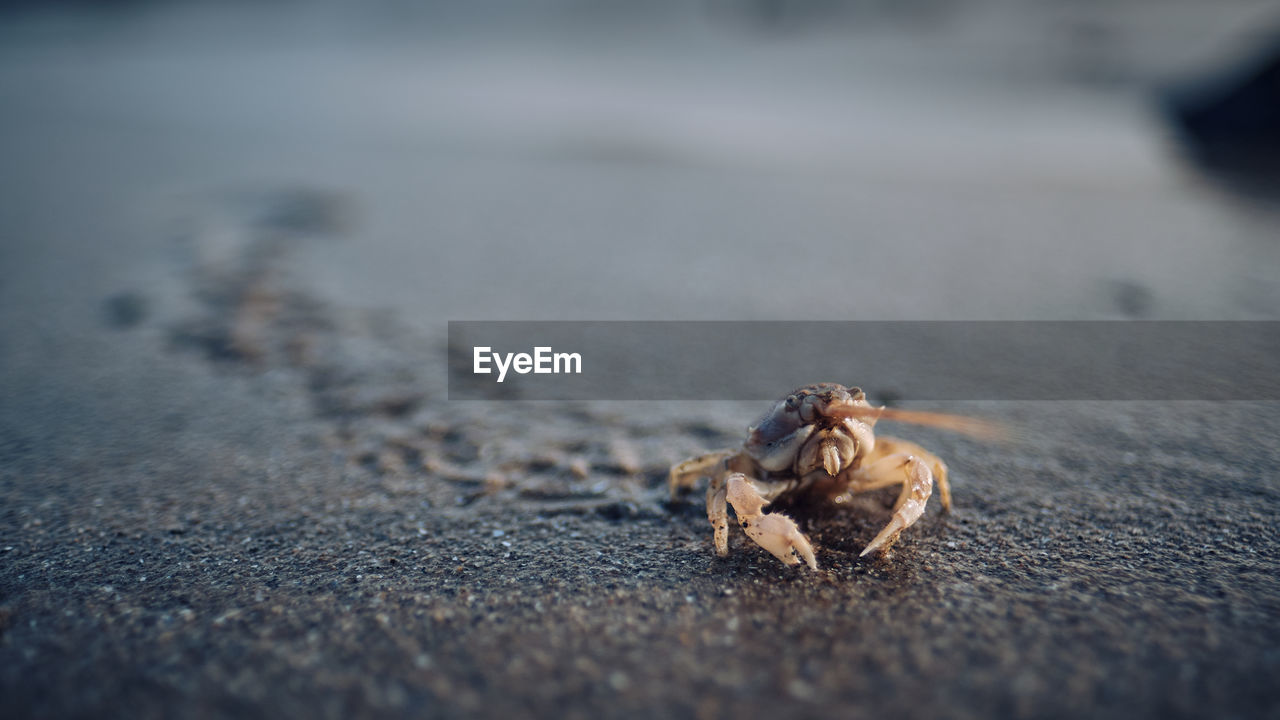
843, 438, 946, 556
706, 473, 730, 557
844, 436, 950, 511
725, 473, 817, 570
668, 450, 733, 500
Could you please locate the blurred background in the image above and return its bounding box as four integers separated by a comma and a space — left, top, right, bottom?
2, 0, 1279, 341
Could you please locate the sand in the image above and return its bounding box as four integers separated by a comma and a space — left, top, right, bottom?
2, 2, 1279, 718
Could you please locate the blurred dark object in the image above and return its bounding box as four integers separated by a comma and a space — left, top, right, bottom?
103, 292, 148, 330
1164, 35, 1280, 198
1109, 279, 1153, 318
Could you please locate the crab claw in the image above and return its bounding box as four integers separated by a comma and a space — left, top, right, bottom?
745, 512, 818, 570
726, 473, 819, 570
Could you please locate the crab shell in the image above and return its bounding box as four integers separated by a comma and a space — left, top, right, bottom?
743, 383, 879, 478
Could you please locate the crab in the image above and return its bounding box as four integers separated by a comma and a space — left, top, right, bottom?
669, 383, 993, 570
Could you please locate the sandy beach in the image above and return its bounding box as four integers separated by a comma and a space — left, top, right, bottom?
2, 2, 1279, 718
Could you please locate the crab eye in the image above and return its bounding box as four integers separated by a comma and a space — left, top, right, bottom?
785, 394, 800, 410
799, 401, 818, 423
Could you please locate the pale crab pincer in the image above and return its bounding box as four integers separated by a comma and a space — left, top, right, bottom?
670, 383, 991, 570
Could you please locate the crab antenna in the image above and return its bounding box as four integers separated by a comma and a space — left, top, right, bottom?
830, 405, 1008, 442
